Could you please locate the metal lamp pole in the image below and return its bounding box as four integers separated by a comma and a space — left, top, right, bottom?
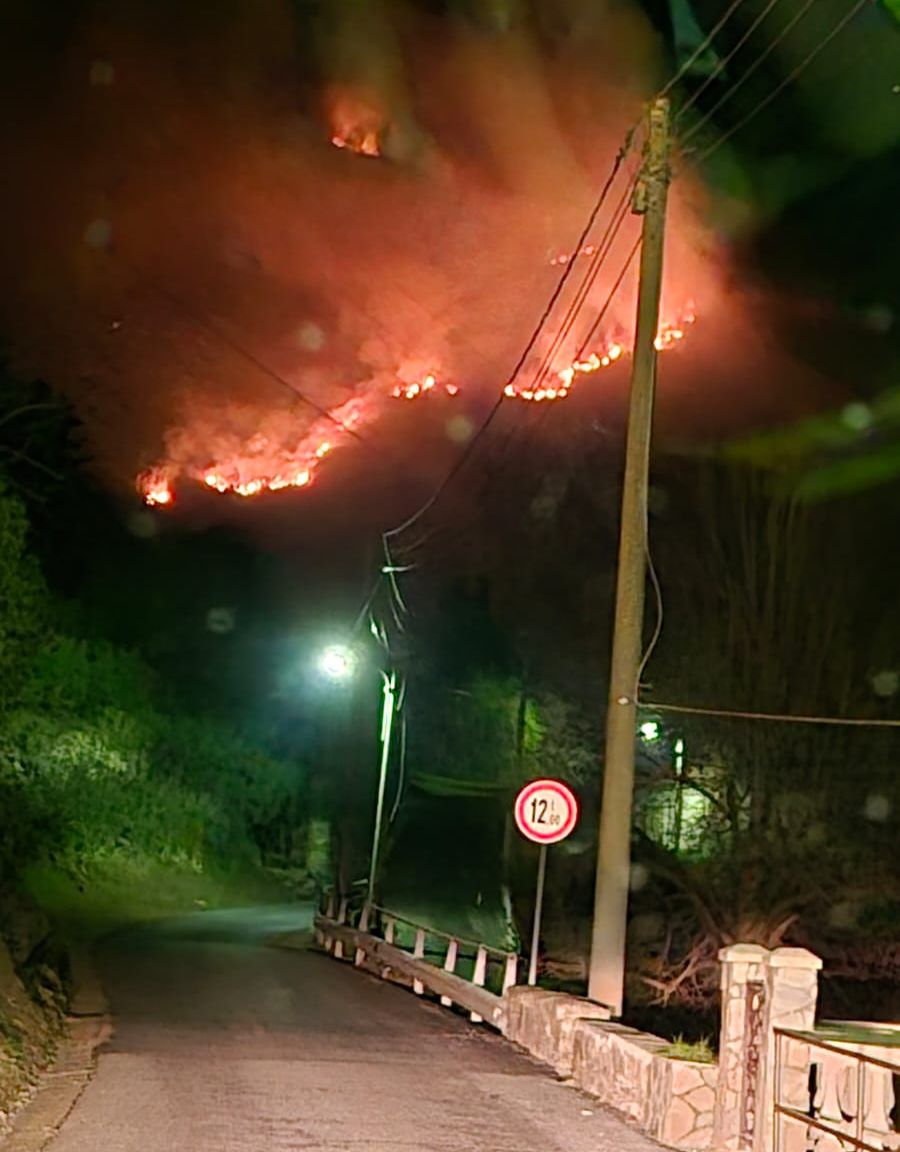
366, 669, 396, 905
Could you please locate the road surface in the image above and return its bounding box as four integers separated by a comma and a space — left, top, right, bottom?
47, 905, 661, 1151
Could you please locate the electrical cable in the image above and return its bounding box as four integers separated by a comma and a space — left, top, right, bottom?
381, 535, 409, 623
391, 173, 647, 576
388, 708, 408, 825
693, 0, 873, 163
352, 571, 387, 635
637, 535, 665, 693
674, 0, 788, 124
524, 174, 638, 396
574, 234, 642, 357
114, 253, 373, 448
382, 132, 638, 546
657, 0, 751, 96
678, 0, 819, 147
640, 699, 900, 728
383, 166, 643, 587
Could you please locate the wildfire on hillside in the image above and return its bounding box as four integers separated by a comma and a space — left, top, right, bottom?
136, 306, 697, 505
391, 373, 460, 400
328, 91, 383, 158
503, 306, 696, 402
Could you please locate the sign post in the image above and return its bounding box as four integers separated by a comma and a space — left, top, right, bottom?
513, 779, 579, 987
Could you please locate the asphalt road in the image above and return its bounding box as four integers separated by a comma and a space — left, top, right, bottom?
47, 905, 661, 1152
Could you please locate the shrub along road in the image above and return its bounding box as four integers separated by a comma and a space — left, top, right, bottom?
37, 904, 658, 1151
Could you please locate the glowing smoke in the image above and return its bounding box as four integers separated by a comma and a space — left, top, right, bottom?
0, 0, 834, 510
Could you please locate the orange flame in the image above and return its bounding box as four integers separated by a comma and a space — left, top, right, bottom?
327, 91, 383, 158
138, 469, 174, 506
331, 130, 380, 158
137, 396, 369, 505
505, 306, 696, 402
391, 373, 460, 401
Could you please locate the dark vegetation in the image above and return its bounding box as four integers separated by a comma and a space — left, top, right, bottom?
379, 420, 900, 1041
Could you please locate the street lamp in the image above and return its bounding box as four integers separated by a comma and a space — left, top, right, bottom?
319, 644, 358, 681
317, 643, 396, 905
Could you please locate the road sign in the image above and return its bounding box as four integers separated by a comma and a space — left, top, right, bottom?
513, 779, 579, 986
514, 778, 579, 845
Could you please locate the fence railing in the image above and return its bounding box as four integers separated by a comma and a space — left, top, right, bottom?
314, 892, 519, 1030
774, 1025, 900, 1152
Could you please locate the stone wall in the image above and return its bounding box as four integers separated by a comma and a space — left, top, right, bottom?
503, 986, 611, 1076
504, 949, 829, 1152
503, 989, 717, 1149
572, 1020, 718, 1150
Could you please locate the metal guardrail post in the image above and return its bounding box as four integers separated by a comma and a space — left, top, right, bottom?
334, 897, 349, 959
503, 952, 518, 994
413, 928, 426, 995
355, 904, 371, 967
470, 945, 488, 1023
441, 938, 458, 1007
380, 917, 395, 980
322, 891, 336, 952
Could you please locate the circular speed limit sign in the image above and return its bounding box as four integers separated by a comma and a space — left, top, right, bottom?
514, 779, 579, 845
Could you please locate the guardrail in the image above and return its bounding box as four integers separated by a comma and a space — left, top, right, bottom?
314, 894, 519, 1031
773, 1025, 900, 1152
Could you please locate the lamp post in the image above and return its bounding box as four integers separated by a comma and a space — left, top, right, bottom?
368, 669, 396, 905
318, 644, 397, 905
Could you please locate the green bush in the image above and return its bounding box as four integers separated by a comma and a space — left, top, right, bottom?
0, 485, 305, 888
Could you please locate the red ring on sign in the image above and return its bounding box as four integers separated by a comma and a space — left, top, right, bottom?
514, 778, 579, 845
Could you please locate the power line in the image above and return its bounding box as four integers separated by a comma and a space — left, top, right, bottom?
420, 0, 758, 492
575, 234, 641, 357
678, 0, 818, 148
526, 173, 639, 396
658, 0, 751, 96
641, 699, 900, 728
674, 0, 788, 124
383, 133, 638, 546
693, 0, 874, 163
114, 253, 372, 448
383, 154, 646, 582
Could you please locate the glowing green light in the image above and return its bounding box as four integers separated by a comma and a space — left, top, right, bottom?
640, 721, 660, 742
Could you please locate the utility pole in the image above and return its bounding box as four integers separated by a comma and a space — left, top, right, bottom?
588, 97, 672, 1015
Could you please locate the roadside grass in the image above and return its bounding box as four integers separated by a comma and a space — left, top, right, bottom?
24, 856, 295, 945
659, 1035, 716, 1063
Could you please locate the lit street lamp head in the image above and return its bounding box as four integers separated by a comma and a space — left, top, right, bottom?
318, 644, 357, 681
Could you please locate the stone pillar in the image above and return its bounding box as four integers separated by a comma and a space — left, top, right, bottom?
755, 947, 822, 1152
712, 944, 769, 1151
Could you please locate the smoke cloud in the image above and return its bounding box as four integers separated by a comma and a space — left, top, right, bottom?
0, 0, 838, 510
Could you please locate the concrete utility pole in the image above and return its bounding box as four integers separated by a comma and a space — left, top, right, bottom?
588, 97, 672, 1015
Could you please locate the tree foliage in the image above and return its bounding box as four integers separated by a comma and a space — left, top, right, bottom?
628, 460, 900, 1008
0, 482, 306, 885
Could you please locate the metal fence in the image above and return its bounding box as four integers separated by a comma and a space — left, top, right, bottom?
774, 1025, 900, 1152
315, 890, 519, 1029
